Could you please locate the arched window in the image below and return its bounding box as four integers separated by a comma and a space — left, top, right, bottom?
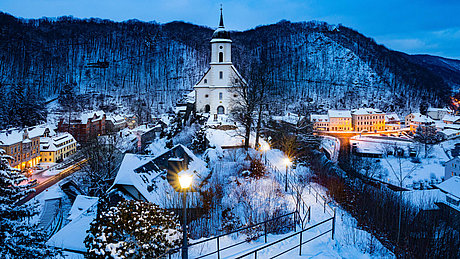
219, 52, 223, 62
219, 92, 223, 100
205, 105, 210, 113
219, 71, 223, 79
217, 106, 225, 114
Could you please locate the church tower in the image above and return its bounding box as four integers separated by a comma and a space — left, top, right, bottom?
194, 8, 245, 120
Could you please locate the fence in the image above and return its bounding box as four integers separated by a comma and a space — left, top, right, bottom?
235, 211, 336, 259
155, 211, 301, 259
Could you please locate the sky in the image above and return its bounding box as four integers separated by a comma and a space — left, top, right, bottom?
2, 0, 460, 59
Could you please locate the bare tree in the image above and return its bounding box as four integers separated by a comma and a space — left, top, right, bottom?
381, 142, 419, 244
80, 134, 123, 196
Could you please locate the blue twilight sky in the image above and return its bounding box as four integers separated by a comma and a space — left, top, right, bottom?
2, 0, 460, 59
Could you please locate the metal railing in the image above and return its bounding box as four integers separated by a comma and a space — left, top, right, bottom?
235, 210, 336, 259
155, 211, 301, 259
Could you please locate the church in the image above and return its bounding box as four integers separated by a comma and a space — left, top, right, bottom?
194, 9, 245, 121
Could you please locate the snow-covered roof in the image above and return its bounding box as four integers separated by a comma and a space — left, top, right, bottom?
413, 115, 435, 124
67, 195, 99, 221
440, 129, 460, 137
328, 110, 351, 118
436, 176, 460, 199
63, 110, 105, 124
427, 107, 450, 112
107, 114, 126, 125
272, 113, 304, 125
385, 113, 400, 122
186, 91, 195, 104
310, 114, 329, 122
110, 145, 208, 205
407, 113, 422, 119
0, 129, 24, 146
40, 133, 76, 152
442, 114, 460, 123
351, 108, 384, 116
0, 125, 53, 146
47, 203, 98, 252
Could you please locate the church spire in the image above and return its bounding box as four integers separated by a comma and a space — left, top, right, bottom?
219, 5, 224, 28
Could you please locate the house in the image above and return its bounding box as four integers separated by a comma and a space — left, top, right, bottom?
351, 108, 385, 132
40, 133, 77, 163
384, 113, 401, 131
106, 115, 127, 132
57, 110, 106, 143
405, 113, 421, 127
0, 128, 41, 170
194, 10, 245, 122
435, 176, 460, 213
410, 115, 436, 132
310, 114, 329, 131
108, 145, 209, 208
445, 157, 460, 180
328, 110, 352, 131
442, 114, 460, 124
427, 107, 451, 120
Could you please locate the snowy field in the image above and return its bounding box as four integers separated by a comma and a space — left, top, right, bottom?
351, 137, 458, 189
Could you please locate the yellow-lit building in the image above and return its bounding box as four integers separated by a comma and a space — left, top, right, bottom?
310, 114, 329, 131
328, 110, 352, 131
0, 128, 41, 170
352, 108, 385, 132
40, 133, 77, 163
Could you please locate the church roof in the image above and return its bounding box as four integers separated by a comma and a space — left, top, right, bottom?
212, 8, 230, 40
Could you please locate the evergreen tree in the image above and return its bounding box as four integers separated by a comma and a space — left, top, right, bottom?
85, 200, 182, 258
190, 126, 208, 153
0, 150, 56, 258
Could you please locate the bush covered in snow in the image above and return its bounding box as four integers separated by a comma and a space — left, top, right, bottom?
85, 200, 182, 258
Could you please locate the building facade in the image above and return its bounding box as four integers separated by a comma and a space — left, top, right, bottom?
0, 128, 41, 170
328, 110, 352, 131
40, 133, 77, 163
310, 114, 329, 131
194, 10, 244, 120
57, 111, 106, 143
352, 108, 385, 132
445, 157, 460, 180
410, 115, 435, 132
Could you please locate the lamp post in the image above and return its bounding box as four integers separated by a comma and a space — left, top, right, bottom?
283, 157, 291, 192
178, 174, 193, 259
261, 143, 270, 164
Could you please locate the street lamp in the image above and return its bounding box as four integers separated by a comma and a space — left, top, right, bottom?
283, 157, 291, 192
261, 143, 270, 164
178, 173, 193, 259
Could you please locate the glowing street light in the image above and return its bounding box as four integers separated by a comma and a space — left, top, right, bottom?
178, 173, 193, 259
283, 157, 291, 192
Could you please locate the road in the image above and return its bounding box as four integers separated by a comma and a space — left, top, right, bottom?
18, 159, 87, 205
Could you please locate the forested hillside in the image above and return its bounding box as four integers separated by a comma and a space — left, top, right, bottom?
0, 12, 456, 127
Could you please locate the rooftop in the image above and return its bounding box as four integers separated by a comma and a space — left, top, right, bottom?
352, 108, 384, 116
328, 110, 351, 118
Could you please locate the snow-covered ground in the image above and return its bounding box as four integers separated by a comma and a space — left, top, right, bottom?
352, 137, 458, 189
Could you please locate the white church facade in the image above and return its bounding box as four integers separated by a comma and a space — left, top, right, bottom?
194, 10, 245, 120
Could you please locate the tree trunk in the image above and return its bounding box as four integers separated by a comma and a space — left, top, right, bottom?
254, 104, 263, 149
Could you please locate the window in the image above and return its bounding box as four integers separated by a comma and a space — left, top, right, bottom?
219, 92, 223, 100
205, 105, 210, 113
204, 79, 207, 84
205, 94, 209, 98
219, 46, 223, 49
217, 106, 225, 114
219, 71, 223, 79
219, 52, 223, 62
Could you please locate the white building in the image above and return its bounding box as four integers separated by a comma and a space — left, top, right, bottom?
427, 107, 451, 120
194, 9, 245, 120
435, 176, 460, 212
445, 157, 460, 180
